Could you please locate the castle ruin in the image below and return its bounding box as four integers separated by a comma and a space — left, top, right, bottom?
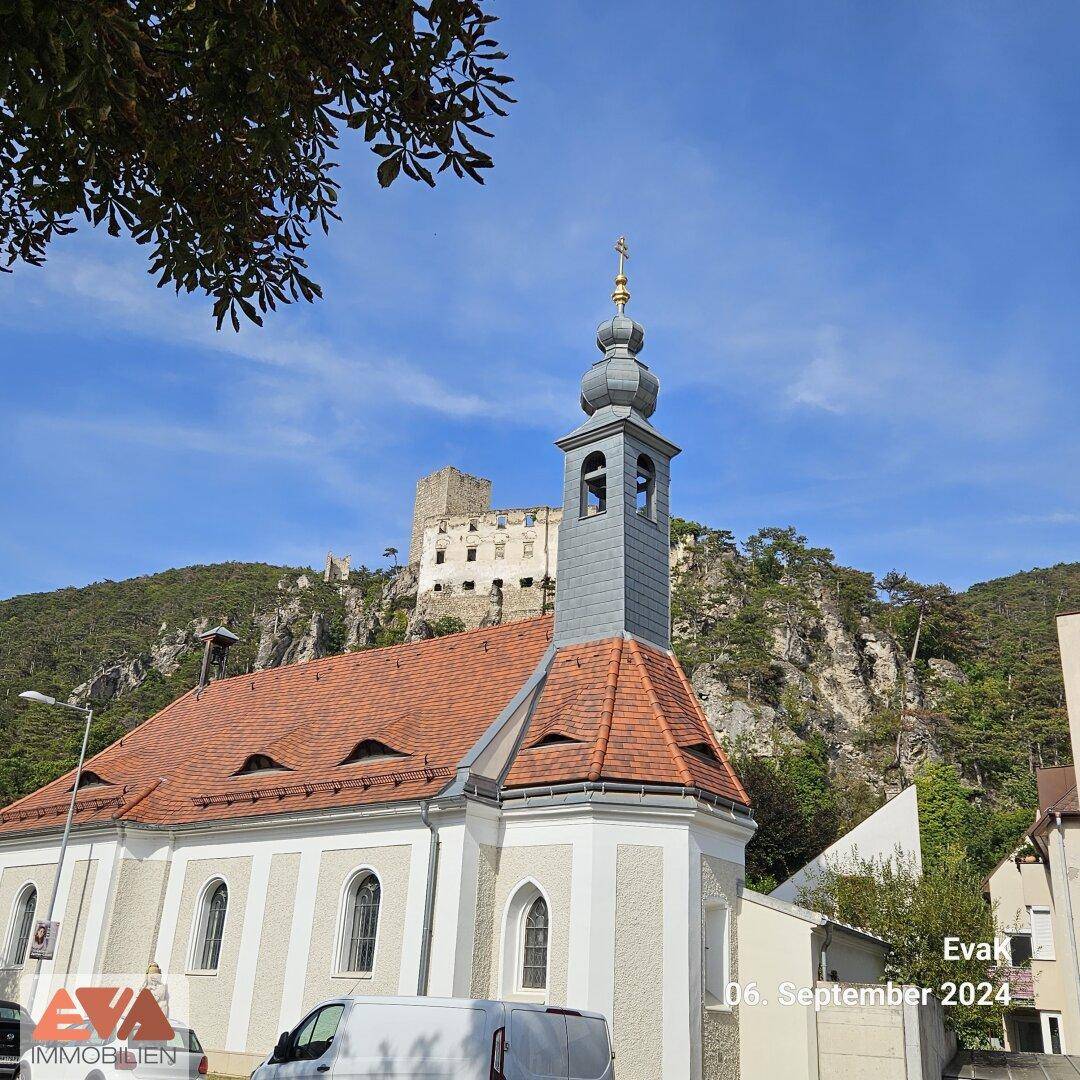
410, 466, 561, 630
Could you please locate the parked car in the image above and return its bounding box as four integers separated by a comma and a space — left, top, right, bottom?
252, 996, 614, 1080
21, 1020, 208, 1080
0, 1002, 34, 1079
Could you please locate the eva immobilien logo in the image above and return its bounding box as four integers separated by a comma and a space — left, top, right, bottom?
34, 987, 175, 1042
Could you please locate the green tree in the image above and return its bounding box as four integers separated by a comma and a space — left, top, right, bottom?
798, 850, 1005, 1048
1, 0, 513, 327
430, 615, 466, 637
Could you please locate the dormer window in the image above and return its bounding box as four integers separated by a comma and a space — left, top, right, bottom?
71, 770, 109, 791
580, 452, 607, 517
635, 454, 656, 519
683, 742, 719, 763
341, 739, 408, 765
530, 732, 580, 748
234, 753, 287, 775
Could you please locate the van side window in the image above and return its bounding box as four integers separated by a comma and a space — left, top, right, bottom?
292, 1004, 345, 1061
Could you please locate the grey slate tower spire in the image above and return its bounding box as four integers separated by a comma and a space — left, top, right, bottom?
553, 238, 680, 649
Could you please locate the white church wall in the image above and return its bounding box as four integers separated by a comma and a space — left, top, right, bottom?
245, 851, 299, 1056
700, 853, 741, 1080
168, 854, 253, 1054
0, 859, 60, 1000
302, 844, 412, 1006
613, 843, 665, 1078
101, 857, 168, 974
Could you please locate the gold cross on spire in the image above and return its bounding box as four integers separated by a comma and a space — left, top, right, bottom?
612, 235, 630, 314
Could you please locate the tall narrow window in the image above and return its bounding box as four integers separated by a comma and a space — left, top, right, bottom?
7, 886, 35, 967
467, 547, 477, 562
703, 901, 729, 1005
521, 896, 549, 990
342, 874, 381, 973
635, 454, 656, 519
196, 882, 228, 971
497, 514, 508, 529
580, 452, 607, 518
1031, 906, 1055, 960
435, 549, 445, 565
524, 513, 536, 527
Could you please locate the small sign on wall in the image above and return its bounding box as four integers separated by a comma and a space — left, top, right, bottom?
29, 921, 59, 961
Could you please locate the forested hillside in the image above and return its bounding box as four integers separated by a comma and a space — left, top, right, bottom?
1, 535, 1076, 891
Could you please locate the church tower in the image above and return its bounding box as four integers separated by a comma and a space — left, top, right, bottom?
553, 238, 680, 649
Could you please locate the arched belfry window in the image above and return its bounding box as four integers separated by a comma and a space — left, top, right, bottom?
521, 896, 549, 990
580, 452, 607, 518
340, 872, 381, 974
635, 454, 656, 519
6, 885, 36, 967
193, 880, 228, 972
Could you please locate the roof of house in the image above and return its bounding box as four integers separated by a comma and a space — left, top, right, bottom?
0, 616, 748, 837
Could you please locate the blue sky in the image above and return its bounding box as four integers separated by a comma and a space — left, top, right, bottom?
2, 1, 1078, 599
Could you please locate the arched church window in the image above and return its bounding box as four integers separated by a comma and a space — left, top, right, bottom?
635, 454, 656, 519
340, 872, 381, 974
6, 885, 35, 967
194, 881, 228, 971
521, 896, 549, 990
580, 452, 607, 518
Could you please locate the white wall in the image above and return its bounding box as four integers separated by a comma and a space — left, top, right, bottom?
772, 785, 921, 903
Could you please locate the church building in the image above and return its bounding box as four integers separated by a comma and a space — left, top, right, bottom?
0, 253, 755, 1079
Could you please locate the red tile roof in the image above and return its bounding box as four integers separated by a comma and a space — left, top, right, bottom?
504, 635, 749, 806
0, 617, 748, 836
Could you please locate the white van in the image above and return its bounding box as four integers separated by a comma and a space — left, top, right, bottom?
251, 996, 614, 1080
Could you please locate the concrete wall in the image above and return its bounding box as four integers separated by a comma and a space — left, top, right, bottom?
738, 893, 819, 1080
773, 785, 921, 904
1056, 612, 1080, 795
816, 987, 955, 1080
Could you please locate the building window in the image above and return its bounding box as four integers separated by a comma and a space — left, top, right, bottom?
521, 897, 549, 990
435, 549, 445, 565
433, 583, 443, 592
703, 900, 729, 1006
524, 513, 536, 527
1009, 932, 1033, 966
438, 520, 447, 533
234, 753, 285, 775
580, 452, 607, 517
523, 542, 534, 558
341, 739, 407, 765
463, 581, 475, 591
6, 886, 36, 967
1030, 907, 1055, 960
495, 544, 505, 560
520, 577, 533, 588
193, 881, 228, 972
468, 520, 478, 532
497, 514, 508, 529
467, 547, 477, 562
635, 454, 656, 519
340, 873, 380, 974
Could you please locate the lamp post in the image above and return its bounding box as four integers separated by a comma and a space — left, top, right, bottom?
17, 691, 94, 945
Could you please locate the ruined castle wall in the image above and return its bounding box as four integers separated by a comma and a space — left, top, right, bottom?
414, 507, 561, 630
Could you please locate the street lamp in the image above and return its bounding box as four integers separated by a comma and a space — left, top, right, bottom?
17, 692, 94, 939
